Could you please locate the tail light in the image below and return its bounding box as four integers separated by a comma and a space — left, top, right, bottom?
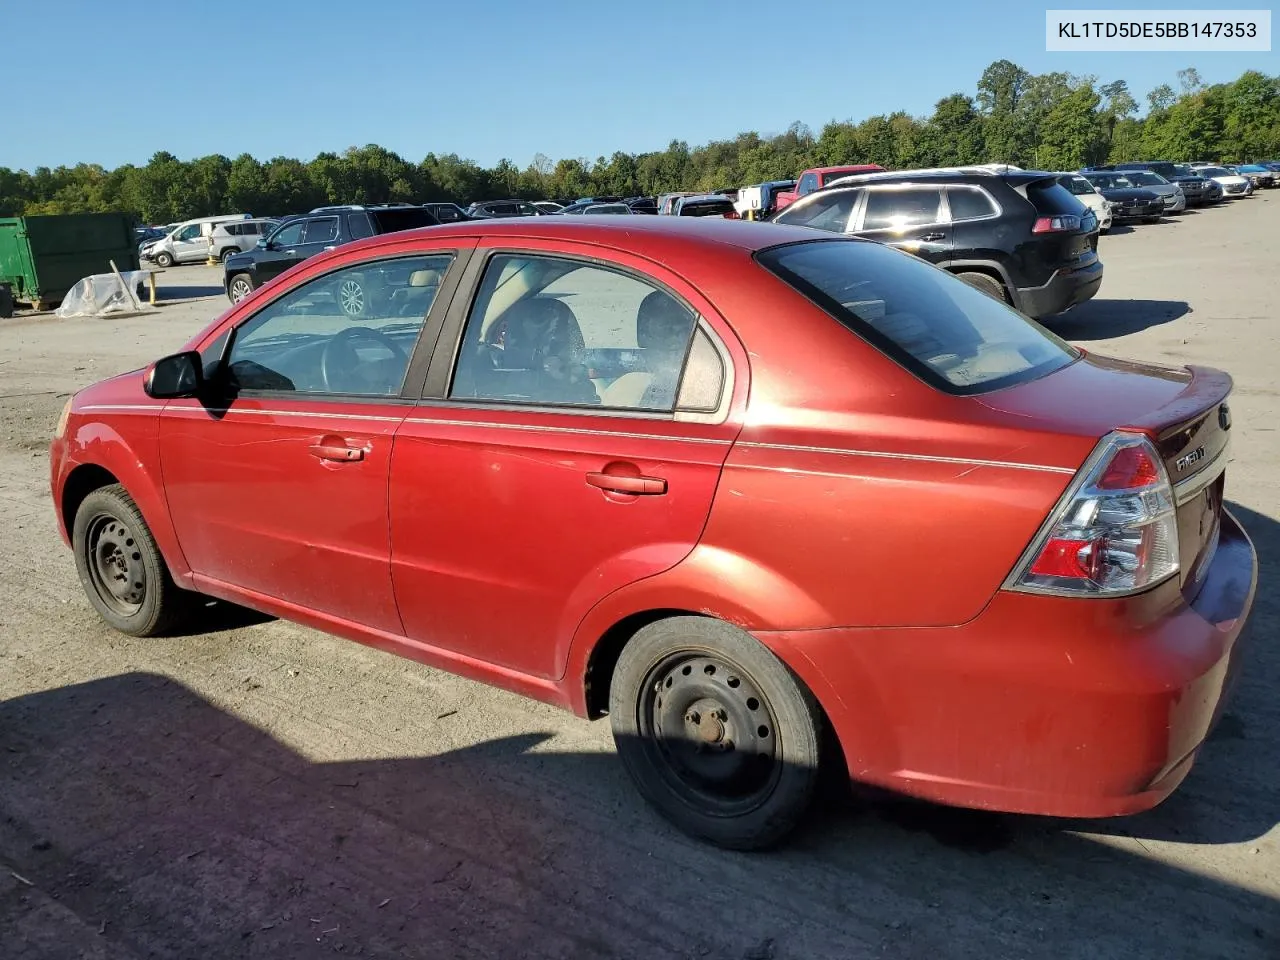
1032, 214, 1082, 233
1006, 432, 1179, 597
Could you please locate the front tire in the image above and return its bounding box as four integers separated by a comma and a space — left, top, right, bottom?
228, 273, 256, 304
609, 616, 823, 850
154, 251, 174, 268
72, 484, 190, 636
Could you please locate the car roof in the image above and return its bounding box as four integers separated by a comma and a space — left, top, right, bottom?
822, 167, 1052, 189
328, 212, 829, 258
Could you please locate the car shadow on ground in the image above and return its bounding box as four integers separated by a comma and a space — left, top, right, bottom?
1047, 298, 1191, 339
3, 487, 1277, 960
155, 284, 225, 302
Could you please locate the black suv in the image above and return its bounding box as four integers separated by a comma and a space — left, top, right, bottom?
224, 206, 439, 305
1106, 162, 1221, 206
771, 168, 1103, 319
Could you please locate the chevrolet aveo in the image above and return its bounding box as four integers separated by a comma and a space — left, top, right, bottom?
51, 216, 1256, 849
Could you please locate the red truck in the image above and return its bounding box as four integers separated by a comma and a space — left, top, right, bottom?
773, 164, 885, 211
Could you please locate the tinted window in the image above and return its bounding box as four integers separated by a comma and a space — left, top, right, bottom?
757, 240, 1077, 394
948, 187, 999, 219
1027, 179, 1089, 215
797, 174, 818, 196
301, 218, 338, 244
860, 188, 942, 230
347, 212, 375, 240
270, 221, 304, 246
370, 208, 438, 233
225, 255, 453, 396
774, 189, 860, 233
434, 205, 465, 222
450, 254, 701, 412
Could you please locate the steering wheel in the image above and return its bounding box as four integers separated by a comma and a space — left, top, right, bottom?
320, 326, 409, 394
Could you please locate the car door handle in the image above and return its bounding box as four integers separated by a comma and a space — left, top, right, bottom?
309, 442, 365, 462
921, 232, 945, 242
585, 471, 667, 495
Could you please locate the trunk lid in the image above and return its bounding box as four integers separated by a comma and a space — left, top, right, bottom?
979, 353, 1232, 597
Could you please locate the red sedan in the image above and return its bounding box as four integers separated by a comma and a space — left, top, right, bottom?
51, 217, 1256, 849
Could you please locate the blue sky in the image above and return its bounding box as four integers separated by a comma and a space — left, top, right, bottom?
7, 0, 1277, 172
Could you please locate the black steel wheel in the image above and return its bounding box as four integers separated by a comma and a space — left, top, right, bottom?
72, 484, 191, 636
610, 616, 822, 849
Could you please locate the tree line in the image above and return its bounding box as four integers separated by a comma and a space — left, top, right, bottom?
2, 61, 1277, 224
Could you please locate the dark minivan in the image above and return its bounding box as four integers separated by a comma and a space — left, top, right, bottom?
770, 169, 1103, 320
224, 206, 439, 306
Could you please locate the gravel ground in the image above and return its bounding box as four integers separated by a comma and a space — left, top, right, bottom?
0, 204, 1277, 960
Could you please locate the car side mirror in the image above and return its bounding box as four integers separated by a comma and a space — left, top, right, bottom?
257, 237, 271, 249
144, 351, 203, 399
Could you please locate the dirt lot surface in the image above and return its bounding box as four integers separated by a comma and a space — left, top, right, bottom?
1, 206, 1277, 959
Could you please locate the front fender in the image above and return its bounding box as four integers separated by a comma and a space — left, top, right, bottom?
57, 413, 193, 587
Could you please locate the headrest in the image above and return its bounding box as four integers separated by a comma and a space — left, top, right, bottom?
637, 290, 694, 352
409, 269, 439, 287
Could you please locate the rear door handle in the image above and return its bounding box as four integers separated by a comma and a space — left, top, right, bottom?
921, 232, 945, 242
309, 442, 365, 462
585, 471, 667, 495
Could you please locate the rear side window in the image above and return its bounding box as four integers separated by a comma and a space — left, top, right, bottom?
302, 217, 338, 243
1025, 179, 1087, 216
369, 208, 437, 233
773, 189, 860, 233
947, 187, 999, 219
756, 240, 1078, 394
860, 188, 942, 229
347, 212, 375, 240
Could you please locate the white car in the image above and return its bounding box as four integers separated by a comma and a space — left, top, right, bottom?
1056, 173, 1113, 233
1196, 166, 1254, 198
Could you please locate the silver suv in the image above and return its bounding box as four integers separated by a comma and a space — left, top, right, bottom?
209, 219, 280, 263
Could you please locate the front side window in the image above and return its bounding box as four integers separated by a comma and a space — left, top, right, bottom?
270, 221, 304, 246
450, 254, 714, 413
757, 240, 1077, 394
860, 187, 943, 230
176, 225, 201, 242
773, 189, 860, 233
223, 254, 453, 396
302, 217, 339, 244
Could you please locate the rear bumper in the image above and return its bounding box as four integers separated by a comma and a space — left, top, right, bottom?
759, 508, 1257, 818
1014, 257, 1103, 319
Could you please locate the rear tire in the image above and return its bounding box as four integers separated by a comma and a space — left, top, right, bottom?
609, 616, 823, 850
72, 484, 191, 637
953, 271, 1007, 303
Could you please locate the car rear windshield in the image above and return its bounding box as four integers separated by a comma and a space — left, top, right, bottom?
756, 240, 1078, 394
370, 208, 438, 233
1024, 178, 1086, 216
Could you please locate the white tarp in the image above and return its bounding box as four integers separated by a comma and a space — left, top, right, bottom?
56, 271, 155, 318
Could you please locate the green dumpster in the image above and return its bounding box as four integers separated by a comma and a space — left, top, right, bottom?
0, 213, 140, 311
